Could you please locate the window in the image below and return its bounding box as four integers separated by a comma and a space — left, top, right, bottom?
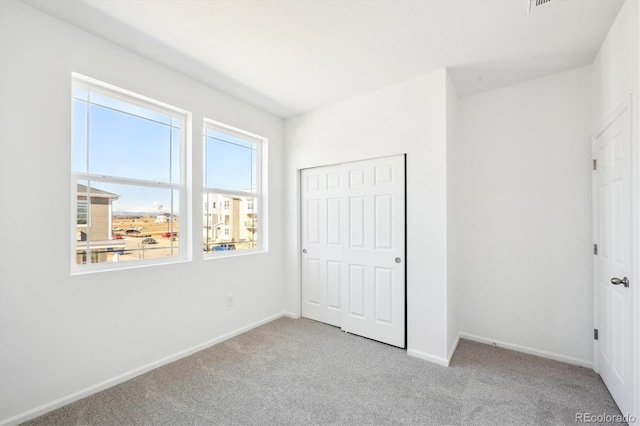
203, 120, 264, 255
72, 74, 188, 272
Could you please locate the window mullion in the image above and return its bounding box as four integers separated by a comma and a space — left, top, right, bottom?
72, 173, 182, 191
203, 188, 256, 198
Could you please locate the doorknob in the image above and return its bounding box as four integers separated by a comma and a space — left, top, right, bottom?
611, 277, 629, 288
302, 249, 307, 254
395, 257, 401, 264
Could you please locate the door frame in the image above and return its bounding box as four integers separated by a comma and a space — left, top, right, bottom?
591, 94, 639, 419
297, 153, 407, 347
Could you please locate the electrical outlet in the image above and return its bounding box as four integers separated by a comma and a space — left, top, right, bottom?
227, 295, 234, 307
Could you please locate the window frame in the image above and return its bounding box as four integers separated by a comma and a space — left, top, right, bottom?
70, 73, 191, 274
203, 118, 266, 258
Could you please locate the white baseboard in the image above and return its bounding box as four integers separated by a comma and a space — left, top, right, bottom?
459, 332, 593, 369
407, 335, 461, 367
0, 312, 293, 426
407, 348, 450, 366
282, 311, 300, 319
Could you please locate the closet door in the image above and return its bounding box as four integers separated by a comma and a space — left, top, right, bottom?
340, 156, 405, 348
301, 165, 343, 327
301, 155, 405, 348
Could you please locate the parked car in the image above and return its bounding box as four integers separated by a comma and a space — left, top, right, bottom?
141, 237, 157, 245
161, 231, 178, 238
125, 229, 140, 235
213, 243, 236, 251
112, 226, 123, 231
112, 233, 123, 239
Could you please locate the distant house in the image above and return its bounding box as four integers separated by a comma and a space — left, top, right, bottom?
155, 213, 169, 223
154, 213, 178, 224
76, 184, 126, 264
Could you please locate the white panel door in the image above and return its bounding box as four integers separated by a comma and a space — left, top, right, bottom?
301, 155, 405, 348
301, 165, 343, 327
340, 156, 405, 347
594, 100, 633, 415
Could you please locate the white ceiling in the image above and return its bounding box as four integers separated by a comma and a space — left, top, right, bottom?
24, 0, 624, 118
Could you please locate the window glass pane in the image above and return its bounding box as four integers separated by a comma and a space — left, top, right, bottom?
75, 182, 179, 265
89, 91, 171, 125
73, 86, 88, 101
203, 193, 257, 253
87, 102, 177, 182
251, 148, 258, 189
171, 126, 181, 185
73, 99, 88, 172
76, 181, 90, 264
205, 128, 254, 148
205, 132, 256, 192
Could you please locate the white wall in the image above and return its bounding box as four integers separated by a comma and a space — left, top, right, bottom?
0, 2, 285, 423
591, 0, 639, 420
457, 66, 594, 366
446, 73, 459, 360
284, 70, 451, 365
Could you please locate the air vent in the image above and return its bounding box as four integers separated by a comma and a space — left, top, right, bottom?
528, 0, 552, 13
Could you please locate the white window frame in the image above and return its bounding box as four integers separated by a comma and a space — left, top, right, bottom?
203, 119, 266, 258
71, 73, 191, 274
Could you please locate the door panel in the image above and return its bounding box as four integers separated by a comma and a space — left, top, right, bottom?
349, 197, 366, 248
595, 100, 632, 415
374, 267, 393, 324
327, 198, 341, 246
327, 261, 341, 310
375, 195, 393, 249
301, 155, 406, 348
348, 264, 366, 317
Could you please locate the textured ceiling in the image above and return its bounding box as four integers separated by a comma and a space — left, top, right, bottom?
24, 0, 624, 118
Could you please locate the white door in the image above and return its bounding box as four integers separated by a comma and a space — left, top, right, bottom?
594, 99, 633, 415
301, 155, 406, 347
340, 156, 405, 347
300, 164, 343, 327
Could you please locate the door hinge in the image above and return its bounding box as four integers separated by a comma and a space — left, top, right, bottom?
592, 159, 597, 170
593, 244, 598, 255
594, 329, 599, 340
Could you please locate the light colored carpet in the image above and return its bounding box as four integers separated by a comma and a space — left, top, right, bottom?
25, 317, 623, 425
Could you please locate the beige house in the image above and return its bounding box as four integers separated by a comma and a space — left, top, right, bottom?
76, 184, 126, 263
203, 194, 258, 250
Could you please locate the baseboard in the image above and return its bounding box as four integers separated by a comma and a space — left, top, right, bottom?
459, 332, 593, 369
0, 312, 293, 426
407, 348, 450, 366
282, 311, 300, 319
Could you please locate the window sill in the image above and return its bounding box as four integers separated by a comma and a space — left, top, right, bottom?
71, 256, 191, 276
203, 248, 267, 261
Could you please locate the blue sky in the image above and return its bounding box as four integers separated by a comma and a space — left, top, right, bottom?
73, 87, 257, 214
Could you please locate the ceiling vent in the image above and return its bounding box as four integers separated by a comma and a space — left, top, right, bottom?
528, 0, 552, 13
